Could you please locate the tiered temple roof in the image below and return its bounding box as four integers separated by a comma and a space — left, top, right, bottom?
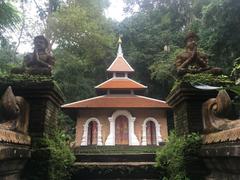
62, 37, 170, 110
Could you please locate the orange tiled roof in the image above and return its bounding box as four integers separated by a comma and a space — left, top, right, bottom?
95, 78, 147, 89
107, 56, 134, 72
62, 95, 170, 109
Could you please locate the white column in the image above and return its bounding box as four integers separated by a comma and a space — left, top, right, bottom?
81, 124, 88, 146
105, 117, 115, 145
156, 124, 163, 144
129, 117, 140, 145
97, 124, 103, 145
141, 124, 147, 145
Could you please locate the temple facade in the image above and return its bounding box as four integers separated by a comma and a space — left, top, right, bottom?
62, 38, 170, 146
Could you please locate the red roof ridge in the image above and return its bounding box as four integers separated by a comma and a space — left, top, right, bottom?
61, 95, 105, 108
107, 55, 134, 72
127, 78, 147, 88
136, 95, 167, 103
95, 78, 113, 88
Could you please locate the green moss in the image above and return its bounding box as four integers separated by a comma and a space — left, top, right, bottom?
0, 73, 53, 83
171, 73, 234, 92
182, 73, 233, 85
0, 73, 64, 98
74, 145, 163, 154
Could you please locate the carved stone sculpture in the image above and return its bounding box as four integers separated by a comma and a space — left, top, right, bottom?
202, 90, 240, 133
11, 35, 55, 75
175, 32, 222, 76
0, 86, 29, 134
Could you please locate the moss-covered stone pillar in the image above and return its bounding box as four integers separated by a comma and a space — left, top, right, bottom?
0, 75, 64, 179
166, 82, 218, 135
0, 75, 64, 138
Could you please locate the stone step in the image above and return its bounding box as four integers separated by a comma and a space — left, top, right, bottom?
74, 162, 156, 166
71, 162, 161, 179
75, 153, 156, 162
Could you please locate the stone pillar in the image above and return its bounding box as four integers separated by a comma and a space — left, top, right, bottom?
141, 124, 147, 145
105, 117, 115, 145
81, 124, 88, 146
129, 117, 140, 145
0, 76, 64, 180
166, 83, 218, 135
97, 124, 103, 145
20, 85, 63, 138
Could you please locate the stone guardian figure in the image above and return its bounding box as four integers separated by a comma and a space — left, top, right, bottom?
175, 32, 222, 76
12, 35, 55, 75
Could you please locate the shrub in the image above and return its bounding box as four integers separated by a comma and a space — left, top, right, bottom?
46, 130, 75, 180
24, 130, 75, 180
155, 131, 201, 180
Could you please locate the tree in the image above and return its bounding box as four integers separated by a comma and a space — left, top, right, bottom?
199, 0, 240, 73
48, 0, 117, 102
0, 1, 21, 73
0, 1, 20, 33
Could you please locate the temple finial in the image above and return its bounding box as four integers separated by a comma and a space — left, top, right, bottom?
118, 36, 122, 44
117, 36, 123, 56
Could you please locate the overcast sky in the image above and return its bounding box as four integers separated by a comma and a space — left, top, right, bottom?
106, 0, 126, 21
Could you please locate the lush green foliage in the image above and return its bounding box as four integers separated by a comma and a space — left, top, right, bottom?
231, 57, 240, 84
45, 130, 75, 180
2, 0, 240, 102
121, 0, 240, 99
47, 0, 116, 102
0, 1, 20, 31
156, 131, 201, 180
0, 38, 20, 73
25, 130, 75, 180
199, 0, 240, 72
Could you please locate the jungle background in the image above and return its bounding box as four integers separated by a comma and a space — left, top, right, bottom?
1, 0, 240, 135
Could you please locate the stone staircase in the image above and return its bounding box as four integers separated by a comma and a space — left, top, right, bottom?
71, 145, 164, 179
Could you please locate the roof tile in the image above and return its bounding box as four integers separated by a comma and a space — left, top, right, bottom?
95, 78, 147, 89
62, 95, 170, 109
107, 56, 134, 72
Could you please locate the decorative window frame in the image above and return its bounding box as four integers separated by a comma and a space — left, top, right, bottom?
81, 117, 103, 146
141, 117, 162, 145
105, 110, 140, 146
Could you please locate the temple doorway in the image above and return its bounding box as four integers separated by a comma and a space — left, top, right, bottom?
115, 115, 129, 145
146, 121, 157, 145
87, 121, 98, 145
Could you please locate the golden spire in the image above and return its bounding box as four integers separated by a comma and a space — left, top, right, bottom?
118, 36, 122, 44
117, 36, 123, 56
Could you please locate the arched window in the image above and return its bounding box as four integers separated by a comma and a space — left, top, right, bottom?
146, 121, 156, 145
142, 117, 162, 146
87, 121, 98, 145
81, 118, 103, 146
